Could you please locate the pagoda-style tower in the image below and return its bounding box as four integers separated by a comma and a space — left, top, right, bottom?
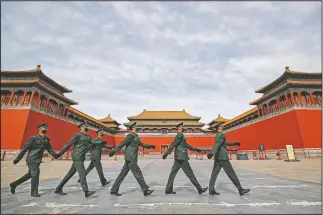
1, 65, 115, 150
207, 114, 229, 131
220, 66, 321, 151
1, 64, 77, 117
99, 114, 121, 130
123, 109, 205, 134
249, 66, 322, 117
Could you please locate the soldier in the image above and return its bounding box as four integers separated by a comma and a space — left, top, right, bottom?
207, 124, 250, 196
109, 122, 155, 196
10, 123, 60, 197
77, 128, 115, 187
54, 122, 104, 198
162, 122, 208, 195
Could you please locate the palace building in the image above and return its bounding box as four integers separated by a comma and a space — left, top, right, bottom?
1, 65, 321, 154
210, 66, 322, 150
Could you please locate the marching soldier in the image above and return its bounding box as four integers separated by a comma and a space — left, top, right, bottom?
54, 122, 104, 198
109, 122, 155, 196
162, 122, 208, 195
77, 128, 115, 187
10, 123, 60, 197
207, 124, 250, 196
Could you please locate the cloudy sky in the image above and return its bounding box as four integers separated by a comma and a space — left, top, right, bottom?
1, 2, 321, 128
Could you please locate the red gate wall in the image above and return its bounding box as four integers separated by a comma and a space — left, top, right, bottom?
225, 109, 322, 150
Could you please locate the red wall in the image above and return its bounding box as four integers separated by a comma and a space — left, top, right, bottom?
225, 109, 322, 150
295, 109, 322, 148
115, 135, 215, 152
1, 109, 115, 150
1, 109, 30, 150
2, 108, 320, 151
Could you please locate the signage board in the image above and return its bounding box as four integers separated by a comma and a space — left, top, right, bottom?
285, 144, 296, 161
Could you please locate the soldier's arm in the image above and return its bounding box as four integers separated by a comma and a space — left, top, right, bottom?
14, 137, 34, 163
115, 134, 132, 152
95, 140, 115, 149
139, 141, 152, 149
226, 142, 240, 146
58, 134, 80, 156
185, 142, 201, 152
45, 137, 59, 158
165, 133, 182, 154
212, 133, 225, 155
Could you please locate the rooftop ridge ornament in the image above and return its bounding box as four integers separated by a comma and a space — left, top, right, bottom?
285, 65, 290, 72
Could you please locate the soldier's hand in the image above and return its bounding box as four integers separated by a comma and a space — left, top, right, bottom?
13, 159, 19, 165
195, 148, 202, 152
207, 153, 213, 160
162, 153, 168, 159
150, 145, 156, 149
109, 150, 116, 157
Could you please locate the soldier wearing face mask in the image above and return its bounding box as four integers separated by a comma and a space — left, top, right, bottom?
54, 122, 104, 198
10, 123, 60, 197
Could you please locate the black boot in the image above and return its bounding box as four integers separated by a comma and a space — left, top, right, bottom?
198, 187, 208, 194
239, 188, 250, 196
10, 184, 16, 194
31, 193, 41, 197
110, 191, 122, 196
144, 189, 154, 196
85, 191, 96, 198
54, 190, 67, 195
209, 190, 220, 195
102, 181, 110, 187
165, 191, 176, 195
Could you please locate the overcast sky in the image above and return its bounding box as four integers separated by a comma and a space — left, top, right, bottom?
1, 2, 321, 128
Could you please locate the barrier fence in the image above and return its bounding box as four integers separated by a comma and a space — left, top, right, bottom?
1, 148, 321, 161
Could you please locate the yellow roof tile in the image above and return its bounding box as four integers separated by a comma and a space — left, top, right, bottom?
250, 80, 322, 105
99, 114, 121, 125
1, 65, 72, 93
123, 121, 205, 126
128, 110, 201, 120
223, 107, 258, 126
68, 107, 114, 130
255, 66, 321, 93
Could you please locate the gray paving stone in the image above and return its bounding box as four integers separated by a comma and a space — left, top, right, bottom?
1, 159, 321, 214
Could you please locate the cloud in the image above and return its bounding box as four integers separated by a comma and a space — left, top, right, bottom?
1, 1, 321, 128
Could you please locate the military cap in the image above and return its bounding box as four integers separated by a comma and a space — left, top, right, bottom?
176, 122, 184, 129
128, 122, 137, 130
96, 129, 104, 135
37, 123, 48, 130
78, 122, 89, 128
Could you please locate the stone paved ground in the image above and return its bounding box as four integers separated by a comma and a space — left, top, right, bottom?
1, 158, 322, 214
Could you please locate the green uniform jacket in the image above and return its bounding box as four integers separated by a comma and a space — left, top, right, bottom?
59, 132, 103, 161
15, 135, 58, 164
212, 132, 229, 161
165, 133, 199, 160
115, 133, 151, 162
90, 137, 114, 160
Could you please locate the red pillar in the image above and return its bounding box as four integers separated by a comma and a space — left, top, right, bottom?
285, 94, 290, 107
309, 92, 315, 105
45, 97, 50, 110
29, 91, 35, 105
20, 90, 27, 105
37, 94, 41, 106
297, 90, 303, 105
290, 91, 296, 105
8, 91, 15, 105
